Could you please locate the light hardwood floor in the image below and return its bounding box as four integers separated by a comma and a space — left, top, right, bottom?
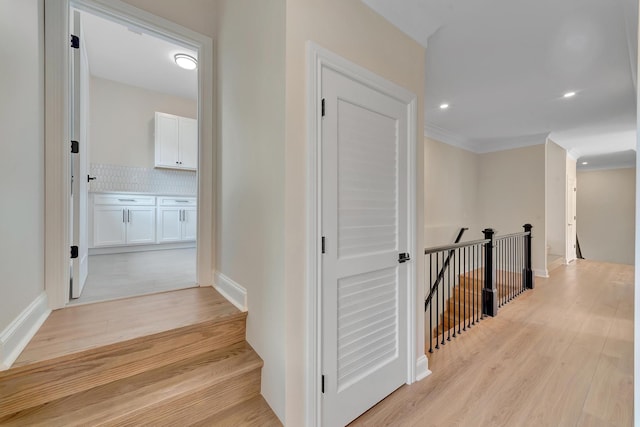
351, 260, 633, 427
14, 287, 237, 367
69, 248, 196, 305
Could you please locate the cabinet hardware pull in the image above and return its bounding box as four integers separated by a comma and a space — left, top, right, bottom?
118, 199, 135, 202
175, 200, 189, 203
122, 209, 126, 223
128, 210, 131, 223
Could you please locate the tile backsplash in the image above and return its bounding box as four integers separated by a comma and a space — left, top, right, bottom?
89, 163, 197, 195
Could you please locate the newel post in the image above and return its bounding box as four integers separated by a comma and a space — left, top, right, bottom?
523, 224, 535, 289
482, 228, 498, 317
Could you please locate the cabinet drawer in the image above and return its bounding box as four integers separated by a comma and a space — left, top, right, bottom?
157, 196, 197, 207
94, 194, 156, 206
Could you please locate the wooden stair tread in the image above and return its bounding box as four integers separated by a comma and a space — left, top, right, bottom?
13, 287, 240, 367
0, 341, 262, 426
191, 395, 283, 427
0, 315, 247, 418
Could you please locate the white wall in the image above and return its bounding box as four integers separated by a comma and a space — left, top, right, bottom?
285, 1, 426, 424
0, 0, 45, 332
478, 144, 547, 276
546, 139, 567, 258
216, 0, 286, 420
424, 137, 481, 245
90, 77, 197, 168
577, 168, 636, 265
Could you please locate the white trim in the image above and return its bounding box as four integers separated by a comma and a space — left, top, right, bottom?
425, 124, 549, 155
88, 242, 195, 255
44, 0, 215, 310
424, 123, 477, 153
534, 268, 549, 278
414, 355, 432, 381
305, 42, 419, 427
0, 293, 51, 370
214, 272, 248, 312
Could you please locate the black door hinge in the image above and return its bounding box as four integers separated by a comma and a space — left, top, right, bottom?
70, 34, 79, 49
71, 140, 79, 154
321, 99, 325, 117
321, 236, 326, 254
70, 246, 79, 259
321, 375, 325, 393
398, 252, 411, 263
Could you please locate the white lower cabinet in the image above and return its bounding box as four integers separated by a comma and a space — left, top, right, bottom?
125, 206, 156, 244
93, 195, 156, 247
156, 197, 197, 243
92, 193, 196, 249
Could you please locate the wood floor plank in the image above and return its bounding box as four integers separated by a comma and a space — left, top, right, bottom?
0, 341, 262, 426
0, 315, 247, 418
350, 260, 634, 427
192, 395, 283, 427
13, 287, 238, 367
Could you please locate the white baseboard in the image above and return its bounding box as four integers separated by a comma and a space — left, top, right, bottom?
89, 242, 195, 256
214, 272, 247, 312
415, 355, 432, 381
534, 268, 549, 278
0, 292, 51, 370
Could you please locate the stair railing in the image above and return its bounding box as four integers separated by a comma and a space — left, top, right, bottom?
424, 224, 534, 353
424, 227, 468, 311
424, 236, 489, 352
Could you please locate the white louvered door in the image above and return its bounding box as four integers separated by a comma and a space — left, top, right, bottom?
321, 67, 409, 427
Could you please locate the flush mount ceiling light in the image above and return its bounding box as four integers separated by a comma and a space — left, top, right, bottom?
439, 103, 450, 110
174, 53, 197, 70
563, 91, 576, 98
581, 161, 588, 165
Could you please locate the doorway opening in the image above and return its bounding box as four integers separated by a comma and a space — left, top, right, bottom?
68, 7, 199, 305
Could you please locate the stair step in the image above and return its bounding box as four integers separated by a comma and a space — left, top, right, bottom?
0, 341, 263, 426
191, 395, 282, 426
0, 288, 247, 418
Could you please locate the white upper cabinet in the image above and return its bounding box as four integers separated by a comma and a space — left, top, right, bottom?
154, 112, 197, 170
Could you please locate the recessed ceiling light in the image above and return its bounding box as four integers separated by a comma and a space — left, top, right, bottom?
174, 53, 197, 70
439, 103, 449, 110
563, 91, 576, 98
581, 161, 588, 165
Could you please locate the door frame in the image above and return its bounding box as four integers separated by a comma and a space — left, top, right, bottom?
305, 42, 419, 426
44, 0, 215, 308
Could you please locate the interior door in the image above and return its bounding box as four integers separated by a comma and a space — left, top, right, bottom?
566, 178, 577, 262
321, 67, 409, 426
71, 10, 89, 298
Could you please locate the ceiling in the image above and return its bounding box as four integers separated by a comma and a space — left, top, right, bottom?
362, 0, 638, 166
80, 11, 197, 100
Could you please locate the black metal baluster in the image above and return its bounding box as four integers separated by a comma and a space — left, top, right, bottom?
474, 244, 478, 324
429, 254, 433, 353
508, 238, 511, 301
447, 251, 451, 342
441, 251, 446, 346
463, 246, 467, 331
435, 253, 440, 350
495, 240, 504, 307
471, 245, 475, 327
452, 250, 457, 338
456, 248, 462, 334
512, 237, 516, 299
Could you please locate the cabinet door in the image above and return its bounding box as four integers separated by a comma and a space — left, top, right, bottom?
157, 208, 182, 243
179, 117, 197, 170
155, 112, 180, 168
94, 206, 127, 247
126, 206, 156, 244
182, 207, 197, 241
